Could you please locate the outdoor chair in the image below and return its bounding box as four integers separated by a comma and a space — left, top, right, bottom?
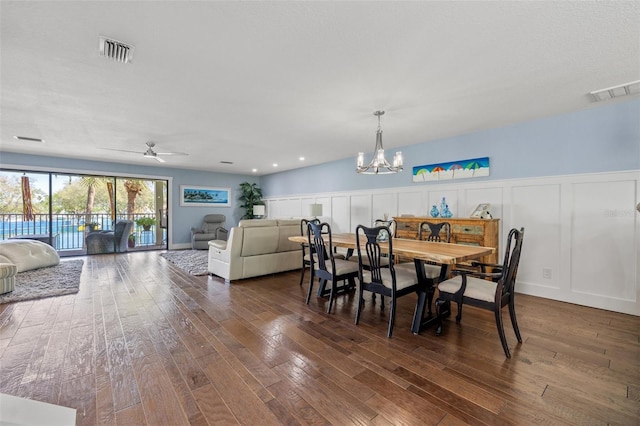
86, 220, 134, 254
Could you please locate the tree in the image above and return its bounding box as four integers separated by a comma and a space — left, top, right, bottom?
123, 180, 146, 220
79, 176, 109, 224
0, 175, 48, 214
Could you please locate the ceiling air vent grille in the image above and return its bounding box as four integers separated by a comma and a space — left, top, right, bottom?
589, 80, 640, 102
99, 36, 134, 63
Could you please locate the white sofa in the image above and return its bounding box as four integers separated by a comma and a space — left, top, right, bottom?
208, 219, 301, 283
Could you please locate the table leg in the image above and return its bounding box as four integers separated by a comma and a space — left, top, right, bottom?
412, 262, 451, 334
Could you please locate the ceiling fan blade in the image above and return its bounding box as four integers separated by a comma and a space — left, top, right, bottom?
156, 152, 189, 156
153, 156, 166, 163
98, 147, 144, 154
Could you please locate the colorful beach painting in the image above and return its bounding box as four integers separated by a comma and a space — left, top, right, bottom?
412, 157, 490, 183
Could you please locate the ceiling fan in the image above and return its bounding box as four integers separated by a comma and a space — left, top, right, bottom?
99, 141, 188, 163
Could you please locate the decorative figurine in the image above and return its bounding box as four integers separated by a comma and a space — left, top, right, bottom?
430, 205, 439, 218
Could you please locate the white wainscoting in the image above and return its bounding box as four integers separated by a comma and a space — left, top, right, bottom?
264, 170, 640, 316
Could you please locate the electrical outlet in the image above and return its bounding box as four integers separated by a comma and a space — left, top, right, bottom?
542, 268, 552, 279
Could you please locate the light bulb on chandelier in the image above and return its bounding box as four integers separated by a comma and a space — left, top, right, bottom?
356, 111, 403, 174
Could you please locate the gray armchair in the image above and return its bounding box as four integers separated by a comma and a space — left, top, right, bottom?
86, 220, 134, 254
191, 214, 228, 250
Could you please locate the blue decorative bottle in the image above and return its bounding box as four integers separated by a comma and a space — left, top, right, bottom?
430, 205, 439, 217
439, 197, 447, 217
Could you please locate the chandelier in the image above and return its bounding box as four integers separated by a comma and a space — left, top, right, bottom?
356, 111, 403, 174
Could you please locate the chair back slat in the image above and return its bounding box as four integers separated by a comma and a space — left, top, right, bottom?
308, 221, 334, 274
418, 221, 451, 242
502, 227, 525, 295
356, 224, 395, 287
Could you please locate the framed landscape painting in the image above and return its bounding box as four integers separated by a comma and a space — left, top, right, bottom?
180, 185, 231, 207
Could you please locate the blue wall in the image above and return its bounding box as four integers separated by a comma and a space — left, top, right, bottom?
0, 153, 258, 245
261, 99, 640, 196
3, 99, 638, 244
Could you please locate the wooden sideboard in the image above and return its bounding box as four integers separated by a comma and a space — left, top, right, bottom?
393, 216, 500, 265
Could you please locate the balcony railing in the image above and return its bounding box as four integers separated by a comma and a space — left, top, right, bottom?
0, 213, 165, 252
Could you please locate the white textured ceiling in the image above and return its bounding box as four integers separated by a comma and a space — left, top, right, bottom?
1, 1, 639, 175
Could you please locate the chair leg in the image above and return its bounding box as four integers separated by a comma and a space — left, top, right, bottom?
380, 295, 385, 311
435, 299, 445, 336
299, 261, 306, 286
305, 272, 314, 305
355, 286, 364, 325
495, 307, 511, 358
387, 297, 396, 338
508, 297, 522, 343
327, 280, 337, 314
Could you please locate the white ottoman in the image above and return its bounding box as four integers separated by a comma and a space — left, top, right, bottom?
0, 240, 60, 273
0, 263, 17, 294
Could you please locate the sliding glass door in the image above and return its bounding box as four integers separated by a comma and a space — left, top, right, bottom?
0, 169, 168, 256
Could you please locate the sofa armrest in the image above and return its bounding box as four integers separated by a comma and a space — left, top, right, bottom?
190, 227, 203, 234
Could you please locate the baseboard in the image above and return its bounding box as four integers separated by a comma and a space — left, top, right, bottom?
170, 242, 192, 250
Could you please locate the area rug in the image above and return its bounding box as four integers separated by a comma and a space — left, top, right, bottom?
0, 259, 84, 304
160, 250, 208, 276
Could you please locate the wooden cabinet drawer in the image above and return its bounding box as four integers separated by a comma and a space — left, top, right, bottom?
452, 224, 484, 235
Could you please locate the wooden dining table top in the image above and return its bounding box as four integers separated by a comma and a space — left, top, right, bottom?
288, 232, 495, 265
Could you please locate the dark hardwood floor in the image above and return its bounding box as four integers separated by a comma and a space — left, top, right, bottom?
1, 251, 638, 425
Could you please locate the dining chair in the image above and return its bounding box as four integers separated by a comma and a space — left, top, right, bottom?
395, 220, 452, 316
418, 221, 451, 243
435, 227, 525, 358
355, 224, 422, 337
306, 221, 359, 314
299, 218, 320, 286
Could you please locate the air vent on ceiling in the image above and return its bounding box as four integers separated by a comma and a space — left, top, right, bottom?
589, 80, 640, 102
220, 161, 234, 164
99, 36, 134, 63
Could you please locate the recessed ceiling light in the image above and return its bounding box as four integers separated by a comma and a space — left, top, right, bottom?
299, 156, 305, 161
252, 168, 257, 173
14, 136, 45, 143
272, 163, 278, 167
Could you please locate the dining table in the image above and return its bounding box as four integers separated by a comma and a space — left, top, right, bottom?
288, 232, 495, 334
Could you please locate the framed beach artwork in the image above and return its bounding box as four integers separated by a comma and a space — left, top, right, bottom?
180, 185, 231, 207
412, 157, 490, 183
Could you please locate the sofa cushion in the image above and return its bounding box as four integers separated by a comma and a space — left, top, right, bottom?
241, 226, 279, 256
276, 224, 302, 253
276, 219, 300, 227
0, 240, 60, 273
239, 219, 278, 228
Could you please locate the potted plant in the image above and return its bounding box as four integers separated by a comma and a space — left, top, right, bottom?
135, 217, 156, 231
239, 182, 263, 219
86, 222, 100, 232
128, 233, 136, 248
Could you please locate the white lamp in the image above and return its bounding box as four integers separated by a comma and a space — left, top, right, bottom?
253, 205, 265, 219
309, 203, 323, 219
